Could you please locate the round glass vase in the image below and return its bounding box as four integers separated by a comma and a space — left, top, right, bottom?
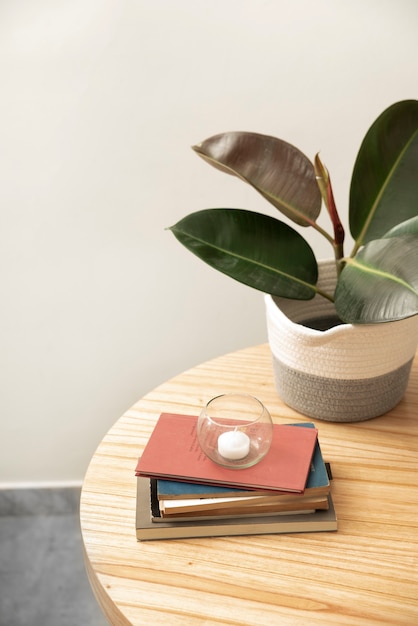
197, 394, 273, 469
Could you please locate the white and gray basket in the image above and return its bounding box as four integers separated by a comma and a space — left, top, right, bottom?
265, 261, 418, 422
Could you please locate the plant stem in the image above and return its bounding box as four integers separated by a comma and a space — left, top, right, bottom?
310, 220, 335, 244
313, 155, 345, 257
315, 287, 335, 302
326, 173, 345, 260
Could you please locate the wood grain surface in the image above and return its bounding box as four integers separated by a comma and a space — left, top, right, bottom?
80, 344, 418, 625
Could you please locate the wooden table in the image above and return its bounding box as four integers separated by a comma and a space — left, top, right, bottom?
80, 344, 418, 625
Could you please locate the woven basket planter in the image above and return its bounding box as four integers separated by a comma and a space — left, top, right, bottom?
265, 260, 418, 422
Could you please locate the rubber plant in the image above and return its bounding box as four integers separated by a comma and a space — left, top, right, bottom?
168, 100, 418, 324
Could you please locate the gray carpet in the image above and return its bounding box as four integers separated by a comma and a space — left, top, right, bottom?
0, 488, 108, 626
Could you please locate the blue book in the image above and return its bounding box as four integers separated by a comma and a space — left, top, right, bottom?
157, 423, 330, 500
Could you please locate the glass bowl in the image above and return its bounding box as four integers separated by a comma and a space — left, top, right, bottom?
197, 393, 273, 469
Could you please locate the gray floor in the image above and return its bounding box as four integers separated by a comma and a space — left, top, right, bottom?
0, 488, 108, 626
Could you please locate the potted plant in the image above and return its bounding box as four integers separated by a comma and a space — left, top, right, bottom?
168, 100, 418, 422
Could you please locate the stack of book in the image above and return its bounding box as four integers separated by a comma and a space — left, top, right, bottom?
135, 413, 337, 541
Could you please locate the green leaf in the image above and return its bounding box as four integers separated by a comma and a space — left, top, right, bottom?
383, 215, 418, 238
168, 208, 318, 298
335, 236, 418, 323
350, 100, 418, 247
192, 132, 322, 227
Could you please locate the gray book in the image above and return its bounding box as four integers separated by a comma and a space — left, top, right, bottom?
135, 478, 337, 541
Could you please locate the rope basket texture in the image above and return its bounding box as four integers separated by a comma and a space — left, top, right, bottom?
265, 261, 418, 422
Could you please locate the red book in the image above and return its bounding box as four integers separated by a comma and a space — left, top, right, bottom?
135, 413, 317, 493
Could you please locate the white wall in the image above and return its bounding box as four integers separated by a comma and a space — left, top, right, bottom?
1, 0, 417, 484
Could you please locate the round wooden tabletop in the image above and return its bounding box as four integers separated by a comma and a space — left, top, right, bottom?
80, 344, 418, 625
